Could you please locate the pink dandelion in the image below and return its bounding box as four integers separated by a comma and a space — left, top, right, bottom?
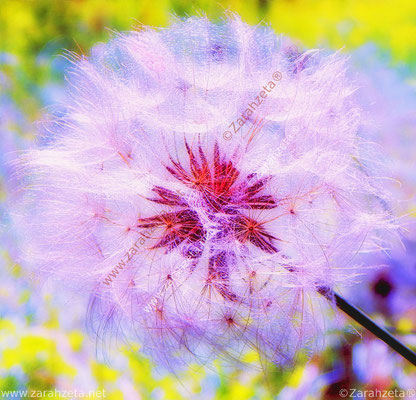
15, 15, 413, 369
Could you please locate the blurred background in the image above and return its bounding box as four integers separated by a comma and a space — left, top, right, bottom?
1, 1, 416, 399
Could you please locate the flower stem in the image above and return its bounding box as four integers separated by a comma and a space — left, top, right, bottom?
319, 287, 416, 367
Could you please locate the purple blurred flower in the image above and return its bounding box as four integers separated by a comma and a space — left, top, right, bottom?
352, 240, 416, 321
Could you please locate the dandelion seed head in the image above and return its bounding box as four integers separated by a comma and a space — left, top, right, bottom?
16, 15, 397, 369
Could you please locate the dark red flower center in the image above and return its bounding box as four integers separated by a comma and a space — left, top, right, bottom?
137, 140, 279, 301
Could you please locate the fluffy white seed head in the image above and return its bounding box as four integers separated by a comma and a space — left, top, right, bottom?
15, 15, 398, 369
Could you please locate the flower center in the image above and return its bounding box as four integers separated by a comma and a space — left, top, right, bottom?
137, 140, 280, 300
